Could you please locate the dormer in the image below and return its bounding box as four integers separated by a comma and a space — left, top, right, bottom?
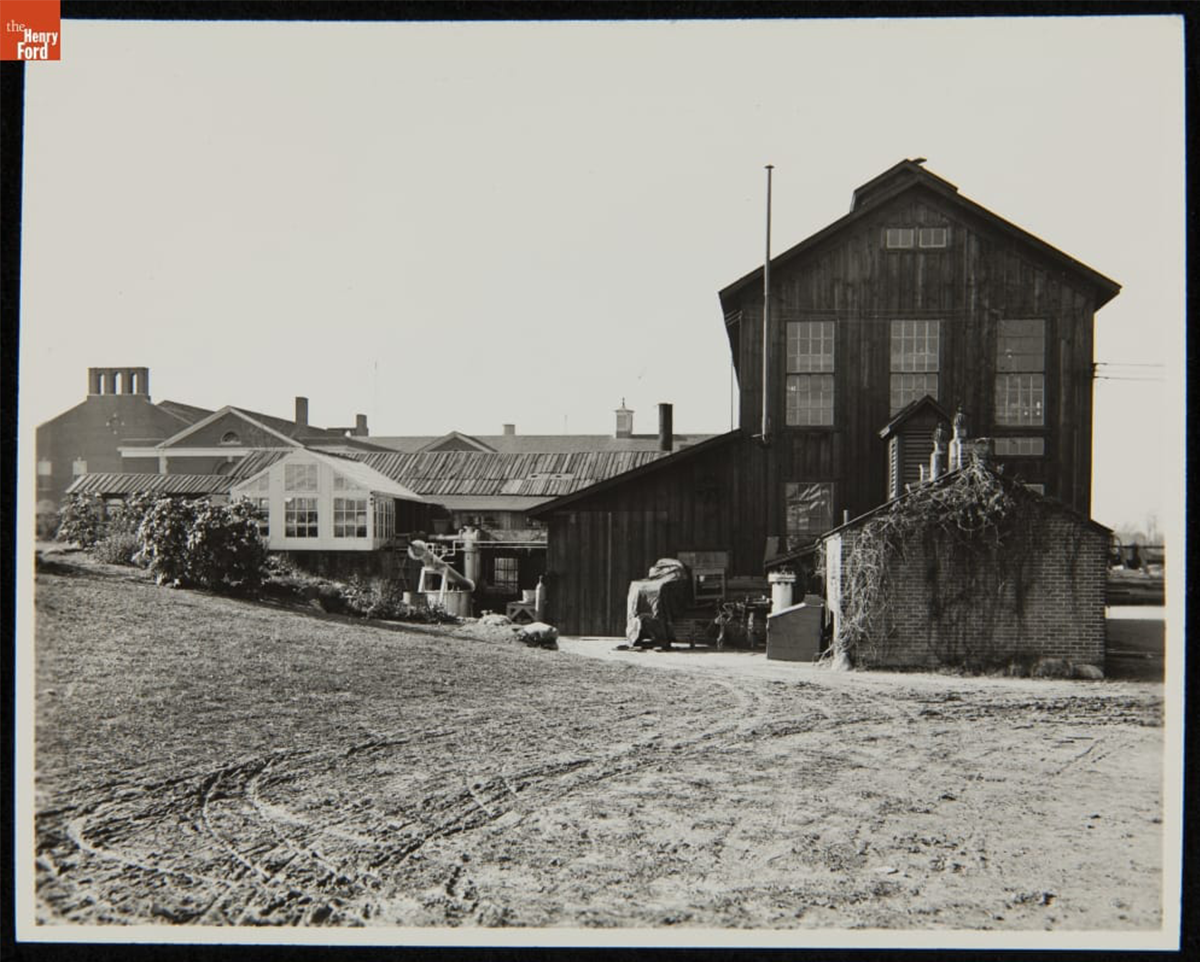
879, 395, 950, 500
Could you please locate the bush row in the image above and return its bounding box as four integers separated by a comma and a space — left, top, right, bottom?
56, 492, 266, 595
55, 493, 457, 623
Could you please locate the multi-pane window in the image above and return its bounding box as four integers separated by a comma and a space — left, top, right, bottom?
995, 319, 1045, 426
373, 498, 394, 543
918, 227, 948, 248
243, 497, 270, 538
785, 321, 835, 426
284, 463, 318, 491
785, 481, 835, 549
284, 497, 318, 538
885, 228, 914, 249
994, 437, 1046, 457
493, 557, 519, 592
72, 459, 88, 476
890, 320, 940, 413
333, 497, 368, 538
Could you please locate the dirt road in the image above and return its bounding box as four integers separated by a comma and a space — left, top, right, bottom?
31, 556, 1164, 930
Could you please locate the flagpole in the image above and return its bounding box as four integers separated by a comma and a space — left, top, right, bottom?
761, 164, 774, 445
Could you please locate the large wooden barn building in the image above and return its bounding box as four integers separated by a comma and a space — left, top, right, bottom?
530, 159, 1121, 636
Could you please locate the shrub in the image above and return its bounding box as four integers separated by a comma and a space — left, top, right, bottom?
136, 498, 268, 594
185, 500, 268, 595
135, 498, 198, 586
93, 531, 142, 566
56, 492, 106, 547
106, 492, 157, 536
343, 575, 408, 620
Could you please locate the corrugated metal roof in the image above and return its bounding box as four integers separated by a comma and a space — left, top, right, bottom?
226, 450, 288, 478
65, 473, 236, 496
225, 450, 426, 503
63, 447, 667, 508
352, 450, 670, 498
313, 453, 426, 502
368, 434, 717, 455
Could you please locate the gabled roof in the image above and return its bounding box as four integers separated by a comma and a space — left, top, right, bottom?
151, 400, 369, 447
878, 395, 950, 440
369, 433, 717, 455
718, 158, 1121, 310
419, 431, 496, 453
526, 431, 743, 517
156, 399, 214, 424
351, 449, 673, 501
230, 449, 426, 503
155, 406, 303, 450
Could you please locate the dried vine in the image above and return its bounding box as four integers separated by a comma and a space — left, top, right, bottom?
835, 460, 1052, 670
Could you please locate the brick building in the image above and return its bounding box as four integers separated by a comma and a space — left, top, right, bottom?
34, 367, 204, 528
820, 462, 1110, 672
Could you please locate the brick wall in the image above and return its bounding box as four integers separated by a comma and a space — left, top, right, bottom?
832, 512, 1107, 670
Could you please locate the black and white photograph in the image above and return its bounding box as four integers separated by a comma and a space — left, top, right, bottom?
9, 8, 1186, 951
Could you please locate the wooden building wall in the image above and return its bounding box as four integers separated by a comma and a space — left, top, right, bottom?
728, 184, 1101, 524
542, 435, 768, 636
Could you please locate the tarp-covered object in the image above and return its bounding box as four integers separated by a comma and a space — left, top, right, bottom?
625, 558, 691, 645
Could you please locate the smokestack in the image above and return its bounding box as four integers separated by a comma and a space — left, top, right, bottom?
355, 413, 368, 437
503, 423, 516, 436
295, 397, 309, 431
658, 403, 674, 452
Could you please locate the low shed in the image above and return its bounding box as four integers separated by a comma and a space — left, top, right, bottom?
821, 462, 1110, 673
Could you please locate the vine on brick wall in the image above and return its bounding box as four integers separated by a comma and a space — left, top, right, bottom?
837, 460, 1051, 670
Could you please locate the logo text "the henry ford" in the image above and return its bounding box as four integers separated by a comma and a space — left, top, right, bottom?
6, 20, 59, 59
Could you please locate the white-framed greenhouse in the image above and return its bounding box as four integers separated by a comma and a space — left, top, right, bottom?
230, 449, 425, 552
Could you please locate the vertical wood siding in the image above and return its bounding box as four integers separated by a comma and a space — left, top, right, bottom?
548, 183, 1106, 636
732, 186, 1100, 522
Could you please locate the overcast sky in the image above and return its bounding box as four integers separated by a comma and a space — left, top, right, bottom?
17, 15, 1184, 532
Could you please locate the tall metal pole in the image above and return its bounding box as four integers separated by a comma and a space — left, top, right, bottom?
761, 164, 774, 445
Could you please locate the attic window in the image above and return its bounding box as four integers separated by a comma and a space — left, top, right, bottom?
885, 228, 914, 249
528, 472, 576, 481
918, 227, 948, 248
220, 431, 241, 445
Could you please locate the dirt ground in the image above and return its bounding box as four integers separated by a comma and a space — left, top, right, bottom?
30, 552, 1165, 930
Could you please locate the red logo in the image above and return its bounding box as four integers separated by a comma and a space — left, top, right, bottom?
1, 0, 60, 61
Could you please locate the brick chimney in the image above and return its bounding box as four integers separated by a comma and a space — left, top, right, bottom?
502, 423, 516, 436
355, 413, 368, 437
658, 403, 674, 452
295, 396, 309, 431
88, 366, 149, 397
614, 399, 633, 439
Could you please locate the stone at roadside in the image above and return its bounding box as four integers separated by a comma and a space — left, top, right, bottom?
516, 622, 559, 650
